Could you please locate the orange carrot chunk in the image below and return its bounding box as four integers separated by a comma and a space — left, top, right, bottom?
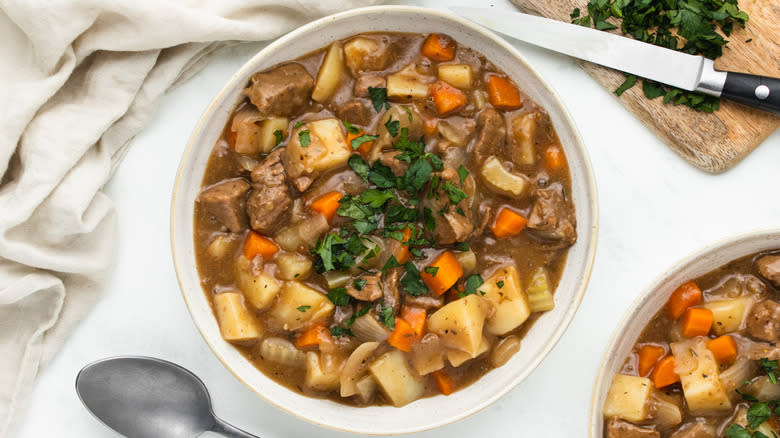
421, 251, 464, 296
667, 280, 702, 319
243, 231, 279, 260
430, 81, 467, 115
637, 345, 666, 377
347, 130, 375, 155
545, 145, 566, 169
491, 208, 527, 238
387, 317, 417, 352
421, 33, 456, 61
394, 226, 413, 264
681, 307, 714, 338
400, 306, 427, 339
651, 355, 680, 388
707, 335, 738, 364
432, 369, 455, 396
310, 191, 343, 222
487, 75, 523, 110
295, 322, 333, 349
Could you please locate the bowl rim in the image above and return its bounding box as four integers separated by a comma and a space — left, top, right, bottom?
589, 228, 780, 437
171, 4, 599, 434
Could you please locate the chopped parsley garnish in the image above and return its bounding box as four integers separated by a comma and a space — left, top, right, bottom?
403, 158, 433, 192
401, 262, 428, 296
345, 305, 371, 327
298, 130, 311, 147
424, 266, 439, 277
403, 106, 413, 123
294, 121, 304, 130
352, 279, 367, 291
441, 181, 468, 204
760, 358, 778, 384
457, 165, 469, 185
496, 280, 505, 289
736, 389, 759, 403
382, 255, 401, 274
296, 305, 311, 312
348, 154, 370, 182
326, 287, 351, 306
368, 87, 390, 112
351, 134, 378, 150
459, 274, 484, 297
343, 120, 361, 134
455, 241, 469, 251
380, 305, 396, 330
747, 402, 772, 430
385, 117, 400, 137
423, 207, 435, 232
273, 129, 284, 145
329, 326, 354, 338
368, 162, 398, 189
571, 0, 749, 112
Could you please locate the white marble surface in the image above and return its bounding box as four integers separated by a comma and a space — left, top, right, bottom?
11, 1, 780, 436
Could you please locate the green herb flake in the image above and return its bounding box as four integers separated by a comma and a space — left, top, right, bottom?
424, 266, 439, 277
382, 255, 401, 274
273, 129, 284, 146
497, 280, 505, 289
385, 117, 400, 137
403, 158, 433, 192
760, 358, 778, 384
294, 121, 304, 130
326, 287, 351, 306
368, 87, 390, 112
351, 134, 378, 151
457, 165, 469, 185
348, 154, 370, 182
343, 120, 361, 134
614, 74, 637, 96
455, 241, 469, 251
353, 279, 367, 291
296, 305, 311, 312
459, 274, 484, 297
298, 130, 311, 148
441, 181, 468, 204
380, 305, 396, 330
345, 306, 371, 327
401, 262, 428, 296
329, 326, 354, 338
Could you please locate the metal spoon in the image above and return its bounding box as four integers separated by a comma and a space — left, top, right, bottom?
76, 356, 258, 438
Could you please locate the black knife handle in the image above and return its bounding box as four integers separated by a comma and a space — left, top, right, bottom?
720, 72, 780, 115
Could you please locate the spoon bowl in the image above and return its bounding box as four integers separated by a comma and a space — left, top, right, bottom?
76, 356, 257, 438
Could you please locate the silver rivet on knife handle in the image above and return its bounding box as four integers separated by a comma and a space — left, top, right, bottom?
695, 58, 728, 97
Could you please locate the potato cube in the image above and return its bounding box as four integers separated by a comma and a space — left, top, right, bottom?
305, 352, 339, 391
438, 64, 473, 89
235, 256, 281, 310
447, 336, 490, 367
230, 109, 264, 155
269, 281, 334, 331
481, 156, 529, 197
343, 37, 390, 76
511, 112, 537, 165
369, 350, 425, 406
312, 42, 346, 102
603, 374, 653, 423
213, 291, 262, 344
387, 65, 433, 100
428, 294, 491, 356
275, 252, 312, 281
257, 117, 289, 153
479, 265, 531, 335
671, 338, 731, 413
282, 118, 351, 181
701, 296, 753, 335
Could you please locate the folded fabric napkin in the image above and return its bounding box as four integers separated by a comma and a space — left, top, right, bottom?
0, 0, 378, 435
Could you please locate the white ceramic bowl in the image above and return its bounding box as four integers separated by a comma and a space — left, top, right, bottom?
590, 230, 780, 437
172, 5, 598, 434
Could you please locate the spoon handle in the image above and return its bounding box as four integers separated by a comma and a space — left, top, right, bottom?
211, 416, 260, 438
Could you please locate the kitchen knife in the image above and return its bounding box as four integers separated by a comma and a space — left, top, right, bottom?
451, 6, 780, 115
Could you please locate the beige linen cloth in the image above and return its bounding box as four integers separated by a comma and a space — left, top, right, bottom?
0, 0, 378, 435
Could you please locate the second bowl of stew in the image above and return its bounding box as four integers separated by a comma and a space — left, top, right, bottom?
173, 5, 597, 434
592, 230, 780, 438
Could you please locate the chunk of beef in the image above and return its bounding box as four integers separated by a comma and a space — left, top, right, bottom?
472, 108, 506, 165
747, 299, 780, 342
383, 267, 402, 313
347, 273, 383, 302
756, 254, 780, 289
606, 418, 659, 438
403, 294, 443, 310
527, 184, 577, 248
197, 178, 250, 232
354, 74, 386, 98
336, 98, 374, 127
436, 140, 467, 169
669, 422, 715, 438
246, 149, 291, 234
244, 63, 314, 117
379, 150, 409, 177
425, 167, 475, 245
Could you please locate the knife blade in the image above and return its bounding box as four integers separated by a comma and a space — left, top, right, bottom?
451, 6, 779, 115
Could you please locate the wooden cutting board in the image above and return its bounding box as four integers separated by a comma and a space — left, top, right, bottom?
510, 0, 780, 173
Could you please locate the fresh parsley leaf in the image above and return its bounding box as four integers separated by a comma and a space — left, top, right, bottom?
642, 81, 666, 99
312, 232, 347, 272
403, 106, 413, 123
423, 207, 435, 232
298, 130, 311, 147
614, 74, 637, 96
459, 274, 484, 297
382, 255, 401, 274
748, 402, 772, 429
273, 129, 284, 146
497, 280, 505, 289
368, 162, 397, 189
351, 134, 378, 150
761, 358, 779, 384
359, 189, 394, 208
736, 389, 759, 403
327, 287, 351, 306
345, 306, 371, 327
457, 165, 469, 185
352, 279, 367, 291
329, 326, 354, 338
410, 248, 423, 258
724, 424, 752, 438
296, 305, 311, 312
441, 181, 468, 204
343, 120, 361, 134
425, 152, 443, 171
455, 241, 469, 251
385, 117, 400, 137
385, 203, 419, 223
403, 158, 433, 192
401, 262, 428, 296
293, 121, 304, 130
380, 305, 395, 330
348, 154, 370, 182
368, 87, 389, 112
424, 266, 439, 277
